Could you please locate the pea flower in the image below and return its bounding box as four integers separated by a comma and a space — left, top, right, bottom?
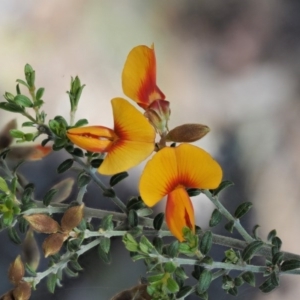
122, 45, 170, 134
67, 98, 155, 175
139, 144, 222, 241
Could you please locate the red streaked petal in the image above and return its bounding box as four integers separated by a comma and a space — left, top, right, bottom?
166, 187, 195, 242
112, 98, 156, 143
67, 126, 115, 153
139, 147, 178, 207
99, 140, 154, 175
98, 98, 155, 175
174, 144, 223, 189
139, 144, 222, 207
122, 45, 165, 108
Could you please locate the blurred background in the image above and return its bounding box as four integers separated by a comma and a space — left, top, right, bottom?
1, 0, 300, 299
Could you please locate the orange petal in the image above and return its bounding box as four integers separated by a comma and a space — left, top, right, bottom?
122, 45, 165, 109
165, 187, 195, 242
139, 144, 222, 207
139, 147, 178, 207
98, 98, 156, 175
67, 126, 115, 152
174, 144, 223, 189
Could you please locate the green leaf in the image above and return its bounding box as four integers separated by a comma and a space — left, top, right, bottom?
109, 172, 128, 187
14, 95, 33, 107
200, 231, 213, 255
25, 263, 37, 277
101, 214, 114, 231
64, 267, 78, 278
22, 121, 35, 127
100, 237, 111, 254
0, 102, 24, 113
228, 286, 238, 296
272, 236, 282, 254
197, 269, 212, 294
187, 188, 201, 197
252, 224, 260, 239
72, 148, 84, 157
224, 220, 234, 233
259, 273, 279, 293
210, 180, 234, 196
175, 267, 188, 280
165, 241, 179, 258
153, 212, 164, 230
209, 209, 222, 227
8, 227, 21, 244
267, 229, 277, 241
47, 273, 57, 293
68, 260, 83, 272
153, 237, 163, 254
164, 262, 177, 273
166, 277, 179, 293
176, 286, 193, 299
281, 259, 300, 272
43, 189, 58, 206
77, 172, 91, 188
0, 177, 9, 193
16, 79, 29, 88
36, 87, 45, 101
57, 159, 73, 174
242, 241, 264, 261
128, 209, 139, 227
234, 277, 244, 287
103, 188, 116, 198
97, 244, 112, 264
234, 202, 253, 219
136, 207, 152, 217
74, 118, 88, 127
10, 129, 24, 138
90, 158, 103, 168
126, 197, 145, 210
272, 252, 284, 266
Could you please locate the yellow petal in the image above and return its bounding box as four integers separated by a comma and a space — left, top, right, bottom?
139, 147, 178, 207
122, 45, 165, 109
165, 187, 195, 242
67, 126, 115, 152
139, 144, 222, 207
99, 140, 154, 175
98, 98, 156, 175
175, 144, 223, 189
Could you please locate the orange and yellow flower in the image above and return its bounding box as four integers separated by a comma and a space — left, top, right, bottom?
139, 144, 222, 241
67, 98, 156, 175
122, 45, 170, 134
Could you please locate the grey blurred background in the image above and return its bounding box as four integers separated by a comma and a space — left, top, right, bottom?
1, 0, 300, 299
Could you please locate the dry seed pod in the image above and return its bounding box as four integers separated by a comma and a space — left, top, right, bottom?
12, 281, 31, 300
23, 214, 60, 234
166, 124, 210, 143
42, 233, 66, 258
8, 256, 24, 285
61, 204, 84, 233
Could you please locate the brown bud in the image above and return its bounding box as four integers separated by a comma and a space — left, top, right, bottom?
22, 229, 40, 271
42, 233, 66, 257
61, 204, 84, 233
8, 256, 24, 285
0, 290, 14, 300
23, 214, 60, 234
166, 124, 210, 143
12, 281, 31, 300
110, 284, 151, 300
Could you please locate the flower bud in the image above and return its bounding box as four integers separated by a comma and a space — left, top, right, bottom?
61, 204, 84, 233
24, 214, 60, 234
22, 229, 40, 271
12, 281, 31, 300
42, 233, 66, 257
144, 100, 170, 135
8, 256, 24, 285
166, 124, 210, 143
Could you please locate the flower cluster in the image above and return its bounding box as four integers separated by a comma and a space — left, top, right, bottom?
67, 44, 223, 241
